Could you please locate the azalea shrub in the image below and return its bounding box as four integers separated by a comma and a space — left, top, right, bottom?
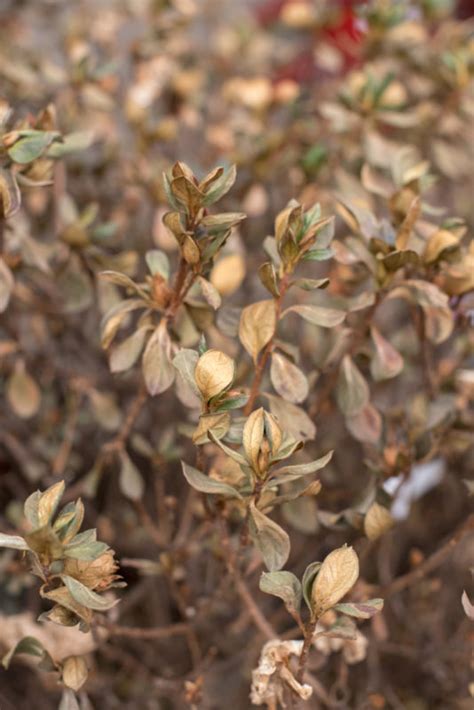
0, 1, 473, 709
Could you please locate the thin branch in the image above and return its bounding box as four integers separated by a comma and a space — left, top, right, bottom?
105, 621, 190, 639
218, 515, 277, 640
381, 514, 474, 598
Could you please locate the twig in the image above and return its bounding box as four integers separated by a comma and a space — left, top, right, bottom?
103, 382, 147, 457
218, 515, 277, 640
296, 617, 318, 683
105, 621, 190, 639
381, 514, 474, 598
52, 389, 82, 477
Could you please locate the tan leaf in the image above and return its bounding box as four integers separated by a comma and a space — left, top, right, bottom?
6, 361, 41, 419
0, 256, 14, 312
243, 408, 265, 470
239, 300, 276, 362
311, 545, 359, 617
194, 349, 235, 400
364, 502, 394, 541
37, 481, 66, 527
142, 321, 175, 395
270, 352, 309, 403
192, 412, 231, 445
424, 229, 459, 264
210, 254, 246, 296
62, 656, 88, 692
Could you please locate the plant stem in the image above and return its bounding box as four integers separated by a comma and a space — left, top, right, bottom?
296, 617, 318, 683
382, 513, 474, 598
244, 273, 290, 415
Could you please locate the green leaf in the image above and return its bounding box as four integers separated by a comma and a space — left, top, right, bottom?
249, 502, 290, 572
202, 164, 236, 205
302, 561, 322, 613
62, 575, 118, 611
259, 570, 302, 612
292, 278, 330, 291
181, 461, 242, 498
302, 248, 333, 262
64, 540, 109, 561
2, 636, 55, 670
214, 393, 249, 412
334, 598, 384, 619
0, 533, 29, 550
7, 130, 60, 164
145, 250, 170, 279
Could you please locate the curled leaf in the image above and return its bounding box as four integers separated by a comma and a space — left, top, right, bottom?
194, 349, 235, 400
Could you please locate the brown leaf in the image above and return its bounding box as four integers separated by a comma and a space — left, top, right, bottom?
370, 326, 403, 381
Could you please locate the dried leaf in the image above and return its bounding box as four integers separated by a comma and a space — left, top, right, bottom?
194, 349, 234, 400
62, 655, 88, 691
239, 300, 276, 362
243, 408, 265, 470
0, 257, 14, 312
346, 403, 382, 444
370, 326, 404, 381
334, 598, 384, 619
210, 254, 246, 296
259, 571, 302, 612
268, 450, 333, 487
282, 304, 345, 328
249, 502, 290, 572
461, 590, 474, 620
0, 168, 21, 219
118, 451, 144, 501
270, 352, 309, 404
197, 276, 222, 309
37, 481, 65, 527
0, 533, 29, 551
6, 362, 41, 419
62, 575, 118, 611
311, 545, 359, 617
142, 322, 175, 395
266, 395, 316, 441
364, 502, 394, 541
336, 355, 369, 416
181, 461, 242, 498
